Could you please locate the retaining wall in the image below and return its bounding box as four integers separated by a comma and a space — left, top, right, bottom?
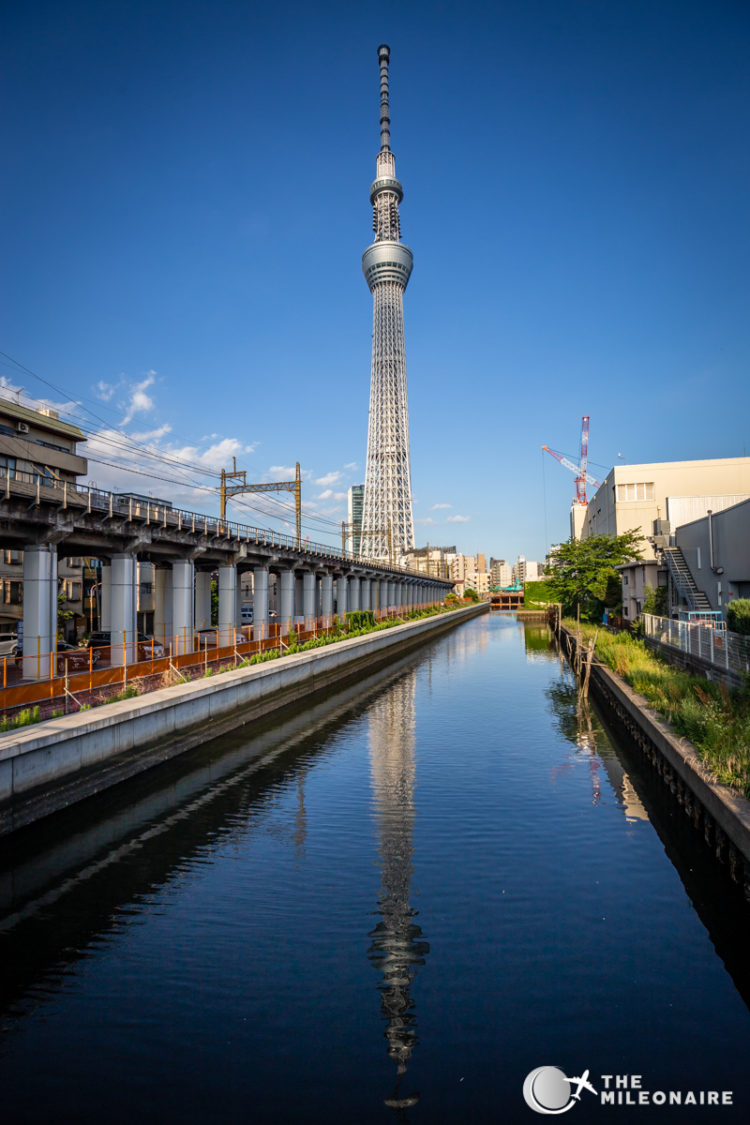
559, 624, 750, 896
0, 604, 486, 837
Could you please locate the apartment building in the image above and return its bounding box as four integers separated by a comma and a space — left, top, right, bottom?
512, 556, 545, 584
490, 558, 512, 588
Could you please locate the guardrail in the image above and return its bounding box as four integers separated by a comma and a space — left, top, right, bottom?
643, 613, 750, 678
0, 605, 444, 718
2, 467, 431, 577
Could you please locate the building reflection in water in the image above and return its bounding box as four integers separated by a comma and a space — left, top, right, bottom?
367, 670, 429, 1114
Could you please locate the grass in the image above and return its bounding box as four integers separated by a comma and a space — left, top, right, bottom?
568, 622, 750, 798
0, 705, 42, 732
522, 579, 555, 611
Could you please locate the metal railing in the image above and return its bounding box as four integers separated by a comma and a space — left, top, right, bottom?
2, 466, 439, 578
643, 613, 750, 677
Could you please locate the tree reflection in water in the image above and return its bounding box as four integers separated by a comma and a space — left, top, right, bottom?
545, 676, 602, 806
367, 670, 429, 1115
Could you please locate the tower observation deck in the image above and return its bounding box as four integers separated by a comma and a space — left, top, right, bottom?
361, 44, 415, 561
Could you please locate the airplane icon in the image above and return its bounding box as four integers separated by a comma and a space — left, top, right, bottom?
564, 1070, 598, 1101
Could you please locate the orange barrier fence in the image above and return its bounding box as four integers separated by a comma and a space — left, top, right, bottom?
0, 606, 442, 715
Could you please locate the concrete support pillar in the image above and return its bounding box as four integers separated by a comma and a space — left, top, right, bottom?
321, 573, 334, 622
110, 553, 137, 665
194, 571, 212, 632
336, 575, 348, 619
294, 574, 304, 621
22, 545, 57, 680
172, 560, 195, 654
252, 566, 269, 639
218, 564, 237, 646
349, 576, 360, 612
280, 569, 295, 633
100, 564, 112, 631
303, 571, 316, 626
360, 578, 370, 611
154, 567, 173, 647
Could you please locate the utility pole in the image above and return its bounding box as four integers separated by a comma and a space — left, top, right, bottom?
361, 521, 393, 567
220, 460, 302, 547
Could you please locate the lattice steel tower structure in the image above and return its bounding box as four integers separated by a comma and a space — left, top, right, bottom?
361, 44, 415, 561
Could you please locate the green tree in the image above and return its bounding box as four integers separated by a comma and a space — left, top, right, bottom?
642, 584, 668, 617
546, 530, 643, 622
464, 587, 480, 602
57, 591, 75, 640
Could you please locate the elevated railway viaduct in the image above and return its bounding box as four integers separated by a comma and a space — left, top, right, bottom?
1, 471, 452, 680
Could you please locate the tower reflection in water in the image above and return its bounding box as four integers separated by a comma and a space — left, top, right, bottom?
367, 670, 429, 1113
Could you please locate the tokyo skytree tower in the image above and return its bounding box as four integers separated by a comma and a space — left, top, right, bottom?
361, 44, 415, 561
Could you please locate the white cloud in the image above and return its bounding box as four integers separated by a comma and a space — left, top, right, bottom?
315, 471, 341, 487
95, 380, 115, 401
343, 461, 358, 472
432, 502, 452, 510
120, 375, 155, 425
268, 465, 297, 478
446, 514, 471, 523
131, 423, 172, 442
417, 517, 437, 526
333, 491, 346, 501
317, 489, 333, 500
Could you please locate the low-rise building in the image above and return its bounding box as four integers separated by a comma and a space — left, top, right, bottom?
0, 398, 89, 637
674, 498, 750, 614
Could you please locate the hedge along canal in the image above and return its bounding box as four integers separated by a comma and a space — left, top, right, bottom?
557, 621, 750, 897
0, 603, 486, 838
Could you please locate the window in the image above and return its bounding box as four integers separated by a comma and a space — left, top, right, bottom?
4, 580, 22, 605
616, 482, 654, 502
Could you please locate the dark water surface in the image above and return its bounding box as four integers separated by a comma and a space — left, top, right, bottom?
1, 614, 750, 1123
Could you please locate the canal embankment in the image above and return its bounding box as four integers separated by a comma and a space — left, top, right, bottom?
0, 603, 486, 838
557, 621, 750, 895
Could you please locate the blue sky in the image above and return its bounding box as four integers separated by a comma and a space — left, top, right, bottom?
2, 0, 748, 563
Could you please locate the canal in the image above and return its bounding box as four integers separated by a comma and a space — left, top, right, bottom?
1, 613, 749, 1122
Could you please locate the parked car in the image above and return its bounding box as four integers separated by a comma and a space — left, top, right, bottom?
86, 631, 166, 660
0, 631, 18, 657
15, 641, 100, 674
55, 642, 101, 673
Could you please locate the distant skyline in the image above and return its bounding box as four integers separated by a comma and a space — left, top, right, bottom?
2, 0, 748, 561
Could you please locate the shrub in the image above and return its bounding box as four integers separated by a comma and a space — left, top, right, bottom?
346, 610, 376, 630
727, 599, 750, 636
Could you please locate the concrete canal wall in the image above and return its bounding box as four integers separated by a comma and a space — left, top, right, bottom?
0, 604, 487, 838
559, 624, 750, 896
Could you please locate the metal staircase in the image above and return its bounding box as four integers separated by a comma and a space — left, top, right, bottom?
662, 547, 713, 612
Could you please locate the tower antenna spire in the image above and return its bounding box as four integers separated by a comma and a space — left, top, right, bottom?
377, 43, 391, 152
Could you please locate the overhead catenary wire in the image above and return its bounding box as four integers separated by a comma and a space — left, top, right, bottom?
0, 349, 357, 545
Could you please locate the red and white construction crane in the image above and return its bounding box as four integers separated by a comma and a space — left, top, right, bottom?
542, 416, 602, 506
